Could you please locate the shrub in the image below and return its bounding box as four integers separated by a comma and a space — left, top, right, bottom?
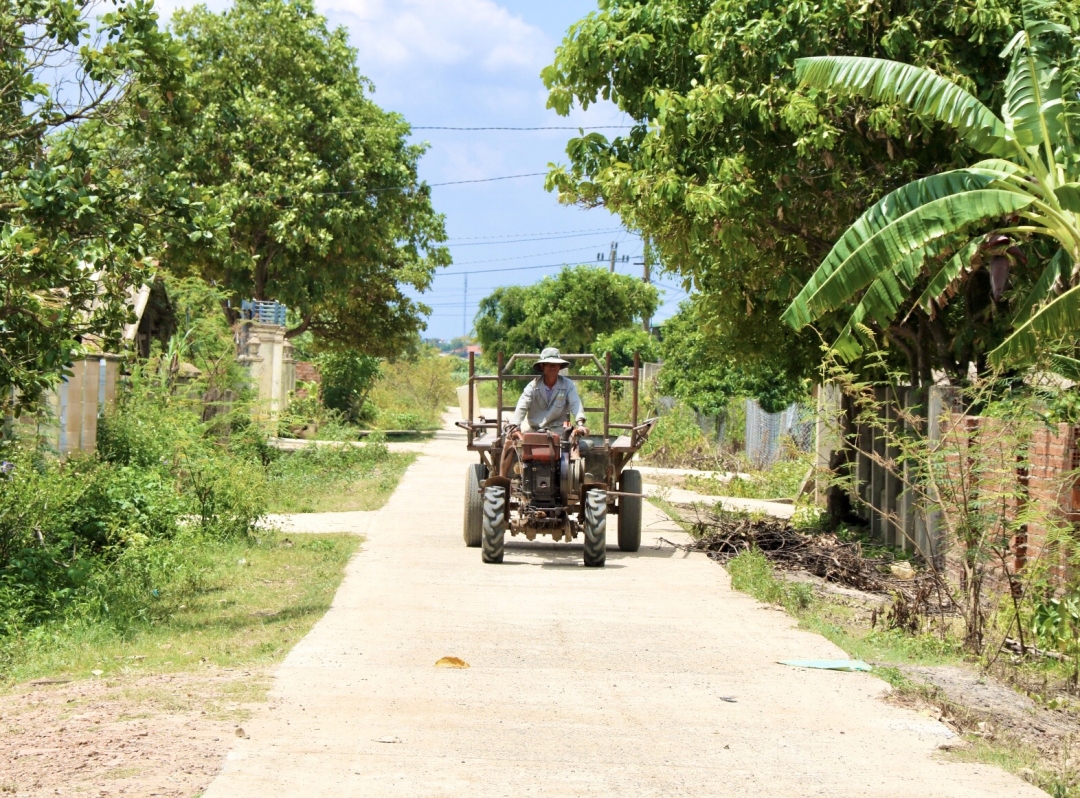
592, 327, 659, 372
318, 351, 380, 424
367, 348, 455, 429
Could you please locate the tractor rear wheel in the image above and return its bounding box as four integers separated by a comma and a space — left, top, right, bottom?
481, 484, 507, 563
617, 469, 642, 552
583, 488, 607, 567
463, 463, 485, 547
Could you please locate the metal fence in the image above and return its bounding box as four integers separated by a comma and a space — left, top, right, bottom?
744, 399, 813, 468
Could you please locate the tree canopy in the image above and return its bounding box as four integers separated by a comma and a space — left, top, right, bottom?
473, 266, 658, 366
784, 2, 1080, 382
165, 0, 449, 357
542, 0, 1030, 382
0, 0, 204, 410
659, 300, 808, 414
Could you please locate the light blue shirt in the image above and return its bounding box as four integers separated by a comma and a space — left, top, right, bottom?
511, 375, 586, 430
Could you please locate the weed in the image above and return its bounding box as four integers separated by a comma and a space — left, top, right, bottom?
726, 549, 814, 613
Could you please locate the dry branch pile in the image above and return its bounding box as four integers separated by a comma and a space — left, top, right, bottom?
686, 509, 925, 596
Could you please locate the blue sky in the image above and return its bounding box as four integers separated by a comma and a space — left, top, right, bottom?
158, 0, 688, 339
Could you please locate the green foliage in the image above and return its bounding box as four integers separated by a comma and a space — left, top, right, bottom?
474, 266, 658, 365
659, 300, 809, 413
637, 401, 721, 468
1032, 593, 1080, 681
727, 548, 814, 613
366, 348, 456, 429
687, 455, 812, 500
0, 0, 212, 411
543, 0, 1027, 384
317, 351, 381, 424
785, 4, 1080, 376
592, 327, 658, 372
165, 0, 449, 354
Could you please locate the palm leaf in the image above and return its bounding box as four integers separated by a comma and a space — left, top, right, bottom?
795, 56, 1010, 156
851, 235, 964, 328
1053, 183, 1080, 211
783, 170, 1007, 328
1048, 353, 1080, 381
1011, 247, 1072, 322
916, 239, 983, 315
1003, 50, 1064, 150
989, 283, 1080, 365
803, 189, 1034, 320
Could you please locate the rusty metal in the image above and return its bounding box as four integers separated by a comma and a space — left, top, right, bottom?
632, 351, 640, 446
496, 351, 504, 433
467, 351, 475, 448
603, 351, 611, 444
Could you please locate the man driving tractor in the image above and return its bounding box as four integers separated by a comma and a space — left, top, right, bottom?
501, 348, 588, 476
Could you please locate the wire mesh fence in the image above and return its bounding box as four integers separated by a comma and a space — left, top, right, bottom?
744, 399, 813, 468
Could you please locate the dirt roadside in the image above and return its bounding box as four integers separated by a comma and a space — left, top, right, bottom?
0, 668, 265, 797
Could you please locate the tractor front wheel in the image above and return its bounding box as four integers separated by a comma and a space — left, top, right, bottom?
583, 488, 607, 568
463, 463, 485, 547
481, 484, 507, 563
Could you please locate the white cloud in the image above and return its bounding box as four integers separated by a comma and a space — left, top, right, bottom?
324, 0, 550, 72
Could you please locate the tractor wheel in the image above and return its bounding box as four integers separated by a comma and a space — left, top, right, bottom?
481, 484, 507, 564
463, 463, 486, 547
617, 469, 642, 552
583, 488, 607, 568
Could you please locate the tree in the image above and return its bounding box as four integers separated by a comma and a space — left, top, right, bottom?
542, 0, 1029, 384
659, 300, 808, 414
473, 266, 658, 365
0, 0, 199, 410
473, 286, 539, 367
166, 0, 449, 357
592, 327, 658, 372
783, 1, 1080, 380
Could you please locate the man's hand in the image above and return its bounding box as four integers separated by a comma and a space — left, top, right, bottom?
506, 424, 523, 441
574, 425, 589, 437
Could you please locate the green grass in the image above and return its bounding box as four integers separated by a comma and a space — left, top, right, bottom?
1, 532, 360, 686
265, 451, 414, 513
685, 456, 812, 500
726, 549, 814, 613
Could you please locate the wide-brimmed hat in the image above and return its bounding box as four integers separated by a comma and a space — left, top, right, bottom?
534, 347, 570, 372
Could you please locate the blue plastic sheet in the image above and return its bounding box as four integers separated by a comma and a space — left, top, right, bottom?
778, 659, 872, 672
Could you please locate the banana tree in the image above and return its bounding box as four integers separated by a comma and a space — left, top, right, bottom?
782, 0, 1080, 375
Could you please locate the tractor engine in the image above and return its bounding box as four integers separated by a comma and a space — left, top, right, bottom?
519, 432, 561, 506
518, 431, 584, 509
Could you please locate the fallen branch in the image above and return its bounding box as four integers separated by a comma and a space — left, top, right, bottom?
687, 507, 936, 600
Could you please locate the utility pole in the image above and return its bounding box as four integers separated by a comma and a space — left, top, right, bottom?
598, 242, 630, 272
641, 235, 652, 334
462, 273, 467, 339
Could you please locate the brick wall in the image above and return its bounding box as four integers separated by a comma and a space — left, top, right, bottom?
1024, 423, 1079, 581
938, 417, 1078, 583
295, 361, 320, 384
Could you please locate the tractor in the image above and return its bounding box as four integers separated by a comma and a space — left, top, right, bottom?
457, 352, 656, 567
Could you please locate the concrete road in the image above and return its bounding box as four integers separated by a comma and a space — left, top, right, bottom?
205, 419, 1041, 797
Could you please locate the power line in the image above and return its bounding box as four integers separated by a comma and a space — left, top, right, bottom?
412, 126, 634, 131
452, 245, 604, 267
435, 261, 578, 277
252, 171, 551, 200
435, 255, 641, 277
445, 227, 621, 243
447, 228, 625, 246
